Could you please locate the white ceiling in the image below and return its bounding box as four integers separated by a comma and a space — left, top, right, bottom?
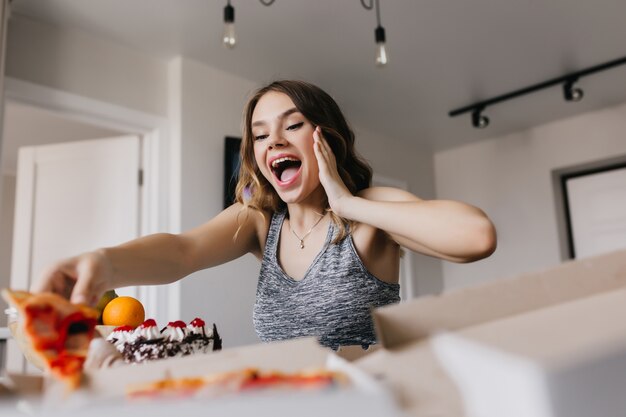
9, 0, 626, 151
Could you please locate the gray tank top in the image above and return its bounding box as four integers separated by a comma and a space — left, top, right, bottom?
253, 210, 400, 349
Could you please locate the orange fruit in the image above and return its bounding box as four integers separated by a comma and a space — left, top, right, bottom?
101, 296, 145, 328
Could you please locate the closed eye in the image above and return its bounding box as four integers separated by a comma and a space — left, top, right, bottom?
287, 122, 304, 131
255, 134, 269, 141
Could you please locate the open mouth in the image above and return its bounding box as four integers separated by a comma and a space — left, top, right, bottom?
270, 156, 302, 183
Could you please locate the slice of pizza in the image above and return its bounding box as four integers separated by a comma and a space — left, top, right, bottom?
2, 289, 99, 389
127, 368, 347, 399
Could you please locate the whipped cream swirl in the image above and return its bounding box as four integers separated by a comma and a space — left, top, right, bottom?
134, 319, 162, 340
106, 325, 136, 352
162, 320, 187, 342
187, 317, 213, 337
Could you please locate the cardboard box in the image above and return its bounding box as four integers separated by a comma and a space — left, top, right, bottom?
356, 249, 626, 417
433, 287, 626, 417
2, 337, 400, 416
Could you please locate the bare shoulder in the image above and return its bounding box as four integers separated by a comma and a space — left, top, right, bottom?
357, 186, 421, 202
250, 207, 272, 258
352, 187, 416, 253
224, 204, 272, 260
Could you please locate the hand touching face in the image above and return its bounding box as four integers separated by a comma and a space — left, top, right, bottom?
312, 127, 353, 213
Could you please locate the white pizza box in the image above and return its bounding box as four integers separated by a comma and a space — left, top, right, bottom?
432, 287, 626, 417
1, 337, 401, 416
353, 248, 626, 417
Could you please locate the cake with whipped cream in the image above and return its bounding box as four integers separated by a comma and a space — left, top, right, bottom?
106, 318, 222, 363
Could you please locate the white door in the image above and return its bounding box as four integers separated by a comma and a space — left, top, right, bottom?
566, 166, 626, 259
7, 135, 142, 373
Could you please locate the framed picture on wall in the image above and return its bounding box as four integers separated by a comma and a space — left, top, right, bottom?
224, 136, 242, 209
557, 160, 626, 260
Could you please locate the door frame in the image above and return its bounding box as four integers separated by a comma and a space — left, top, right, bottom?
4, 77, 180, 320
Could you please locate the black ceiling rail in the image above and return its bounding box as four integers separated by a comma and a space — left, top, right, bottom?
449, 55, 626, 122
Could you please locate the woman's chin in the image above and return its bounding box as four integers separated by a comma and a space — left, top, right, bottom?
276, 190, 303, 204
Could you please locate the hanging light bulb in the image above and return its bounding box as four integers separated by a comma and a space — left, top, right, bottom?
361, 0, 388, 67
375, 26, 388, 67
223, 1, 236, 49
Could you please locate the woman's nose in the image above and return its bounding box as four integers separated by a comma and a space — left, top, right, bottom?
267, 132, 287, 149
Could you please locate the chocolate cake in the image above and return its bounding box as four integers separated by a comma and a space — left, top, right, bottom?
106, 318, 222, 364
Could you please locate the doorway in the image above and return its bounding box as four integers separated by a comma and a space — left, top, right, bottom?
0, 102, 126, 324
0, 78, 174, 373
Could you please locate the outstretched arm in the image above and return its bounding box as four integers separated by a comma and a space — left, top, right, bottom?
313, 127, 496, 263
32, 203, 262, 305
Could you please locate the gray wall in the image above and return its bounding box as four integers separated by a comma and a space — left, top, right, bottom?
435, 101, 626, 290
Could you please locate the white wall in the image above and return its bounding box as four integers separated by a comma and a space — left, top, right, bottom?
168, 57, 261, 347
435, 101, 626, 290
5, 16, 441, 347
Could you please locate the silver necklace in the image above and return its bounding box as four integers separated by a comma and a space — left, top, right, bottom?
289, 213, 325, 249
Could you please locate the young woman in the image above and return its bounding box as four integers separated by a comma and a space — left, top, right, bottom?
33, 80, 496, 349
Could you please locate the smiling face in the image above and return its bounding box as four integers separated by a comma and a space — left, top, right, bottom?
251, 91, 323, 204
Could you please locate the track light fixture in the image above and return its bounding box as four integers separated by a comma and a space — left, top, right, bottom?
563, 77, 584, 102
449, 55, 626, 128
471, 107, 489, 129
361, 0, 388, 67
222, 0, 236, 49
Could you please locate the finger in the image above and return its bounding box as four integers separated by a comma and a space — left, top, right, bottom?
314, 140, 332, 171
70, 260, 97, 305
313, 141, 327, 170
315, 128, 335, 161
314, 131, 329, 160
70, 277, 93, 306
313, 131, 326, 157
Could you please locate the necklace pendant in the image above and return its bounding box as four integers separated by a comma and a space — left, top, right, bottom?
299, 240, 305, 249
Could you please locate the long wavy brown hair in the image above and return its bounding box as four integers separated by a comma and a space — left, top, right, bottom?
235, 80, 373, 243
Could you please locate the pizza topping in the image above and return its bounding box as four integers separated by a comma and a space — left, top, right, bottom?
127, 368, 345, 399
2, 289, 98, 389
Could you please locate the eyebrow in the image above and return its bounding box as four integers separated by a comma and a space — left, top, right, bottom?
252, 107, 300, 127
